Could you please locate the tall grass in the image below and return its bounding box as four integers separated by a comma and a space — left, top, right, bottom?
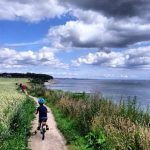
30, 85, 150, 150
0, 78, 35, 150
0, 97, 35, 150
0, 78, 28, 133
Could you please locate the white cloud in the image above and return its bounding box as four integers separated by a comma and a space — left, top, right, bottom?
3, 41, 42, 47
0, 47, 68, 69
1, 0, 150, 49
47, 9, 150, 48
72, 46, 150, 69
0, 0, 66, 22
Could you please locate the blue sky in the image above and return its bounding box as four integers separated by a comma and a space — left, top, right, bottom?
0, 0, 150, 79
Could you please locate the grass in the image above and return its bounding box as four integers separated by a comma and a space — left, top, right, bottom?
46, 100, 92, 150
0, 78, 36, 150
0, 78, 29, 133
29, 85, 92, 149
0, 97, 35, 150
29, 84, 150, 150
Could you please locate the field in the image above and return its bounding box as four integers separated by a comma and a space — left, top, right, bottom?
0, 78, 27, 130
0, 78, 35, 150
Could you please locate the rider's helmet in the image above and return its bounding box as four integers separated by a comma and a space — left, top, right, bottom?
38, 97, 45, 104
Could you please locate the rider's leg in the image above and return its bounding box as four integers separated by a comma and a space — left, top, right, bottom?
37, 120, 41, 130
42, 120, 49, 130
45, 123, 49, 130
38, 118, 49, 130
41, 122, 49, 131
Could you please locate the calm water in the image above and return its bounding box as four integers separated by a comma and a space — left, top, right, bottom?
46, 78, 150, 107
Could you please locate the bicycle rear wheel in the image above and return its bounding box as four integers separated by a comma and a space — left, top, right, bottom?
42, 128, 46, 140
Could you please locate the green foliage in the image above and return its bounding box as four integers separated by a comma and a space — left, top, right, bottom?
28, 83, 46, 97
67, 92, 88, 100
0, 78, 36, 149
29, 78, 48, 84
0, 97, 35, 150
46, 101, 92, 150
0, 78, 28, 134
0, 73, 53, 81
85, 131, 109, 150
30, 84, 150, 150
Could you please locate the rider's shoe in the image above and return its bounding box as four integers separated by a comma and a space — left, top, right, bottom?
37, 126, 40, 130
46, 126, 49, 130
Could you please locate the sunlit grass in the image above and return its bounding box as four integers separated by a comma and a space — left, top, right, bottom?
0, 78, 35, 150
0, 78, 28, 132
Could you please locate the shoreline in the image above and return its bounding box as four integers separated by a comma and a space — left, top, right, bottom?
44, 78, 150, 110
30, 83, 150, 149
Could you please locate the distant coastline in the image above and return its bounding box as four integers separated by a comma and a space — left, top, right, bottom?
45, 78, 150, 107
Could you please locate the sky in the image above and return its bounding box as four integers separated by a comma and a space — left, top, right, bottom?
0, 0, 150, 79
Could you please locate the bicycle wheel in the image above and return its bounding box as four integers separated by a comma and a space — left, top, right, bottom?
42, 128, 46, 140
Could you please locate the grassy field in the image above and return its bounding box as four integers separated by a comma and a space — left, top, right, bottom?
0, 78, 35, 150
30, 85, 150, 150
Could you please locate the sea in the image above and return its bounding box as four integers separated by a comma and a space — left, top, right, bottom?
45, 78, 150, 108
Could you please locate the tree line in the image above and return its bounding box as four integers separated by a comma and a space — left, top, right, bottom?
0, 72, 53, 83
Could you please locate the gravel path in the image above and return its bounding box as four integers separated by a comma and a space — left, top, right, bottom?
28, 96, 67, 150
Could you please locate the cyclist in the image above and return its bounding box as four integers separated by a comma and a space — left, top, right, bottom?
20, 83, 27, 93
36, 97, 49, 130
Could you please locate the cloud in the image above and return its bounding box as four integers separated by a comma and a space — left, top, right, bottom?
72, 46, 150, 69
1, 0, 150, 49
0, 0, 66, 22
0, 47, 68, 69
3, 41, 42, 47
47, 9, 150, 49
62, 0, 150, 20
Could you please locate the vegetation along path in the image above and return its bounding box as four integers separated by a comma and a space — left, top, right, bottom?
28, 96, 67, 150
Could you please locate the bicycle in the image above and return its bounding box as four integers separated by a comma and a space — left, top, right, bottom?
40, 121, 47, 140
35, 121, 48, 140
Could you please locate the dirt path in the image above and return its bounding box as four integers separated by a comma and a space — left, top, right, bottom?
28, 96, 67, 150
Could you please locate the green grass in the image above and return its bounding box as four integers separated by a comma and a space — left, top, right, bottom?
29, 86, 92, 149
0, 77, 29, 84
0, 78, 36, 150
46, 100, 92, 150
0, 97, 35, 150
29, 84, 150, 150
